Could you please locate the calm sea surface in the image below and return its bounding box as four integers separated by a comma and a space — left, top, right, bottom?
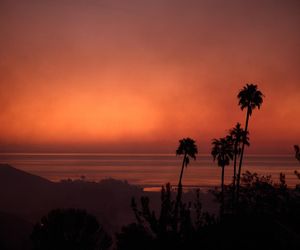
0, 153, 299, 189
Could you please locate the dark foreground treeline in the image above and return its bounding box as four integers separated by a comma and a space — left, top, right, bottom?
26, 172, 300, 250
116, 171, 300, 250
2, 164, 300, 250
25, 171, 300, 250
0, 166, 300, 250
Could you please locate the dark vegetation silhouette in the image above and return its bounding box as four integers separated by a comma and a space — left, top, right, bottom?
210, 170, 300, 250
174, 138, 197, 231
176, 138, 198, 196
294, 145, 300, 179
117, 170, 300, 250
227, 122, 249, 205
236, 83, 264, 204
31, 209, 112, 250
117, 183, 216, 250
211, 137, 233, 213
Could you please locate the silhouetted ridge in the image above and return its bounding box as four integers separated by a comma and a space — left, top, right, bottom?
0, 164, 52, 188
0, 164, 56, 222
0, 164, 148, 236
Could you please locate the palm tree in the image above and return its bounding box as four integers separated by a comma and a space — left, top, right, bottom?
211, 137, 233, 212
176, 137, 198, 193
173, 138, 197, 231
175, 137, 198, 222
236, 83, 264, 203
227, 123, 249, 196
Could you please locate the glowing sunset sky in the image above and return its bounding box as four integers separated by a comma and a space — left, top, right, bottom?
0, 0, 299, 153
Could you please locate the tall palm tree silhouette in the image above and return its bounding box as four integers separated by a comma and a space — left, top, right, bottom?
211, 137, 233, 212
227, 123, 249, 196
236, 83, 264, 203
176, 138, 198, 190
175, 138, 198, 217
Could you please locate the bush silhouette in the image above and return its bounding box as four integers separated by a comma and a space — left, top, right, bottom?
31, 208, 112, 250
117, 183, 216, 250
117, 173, 300, 250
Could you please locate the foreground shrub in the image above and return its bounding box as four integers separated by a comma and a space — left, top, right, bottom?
31, 208, 112, 250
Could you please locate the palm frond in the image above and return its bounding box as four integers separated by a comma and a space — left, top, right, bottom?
237, 83, 264, 115
211, 137, 233, 167
176, 137, 198, 167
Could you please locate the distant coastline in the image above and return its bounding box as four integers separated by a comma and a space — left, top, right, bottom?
0, 153, 298, 188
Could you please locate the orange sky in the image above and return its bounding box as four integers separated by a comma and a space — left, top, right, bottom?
0, 0, 299, 154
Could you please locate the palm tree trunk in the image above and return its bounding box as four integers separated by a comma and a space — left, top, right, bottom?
174, 153, 187, 231
176, 153, 186, 204
236, 107, 250, 206
232, 142, 238, 208
221, 165, 225, 215
178, 153, 187, 188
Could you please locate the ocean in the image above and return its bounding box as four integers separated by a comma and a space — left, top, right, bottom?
0, 153, 299, 189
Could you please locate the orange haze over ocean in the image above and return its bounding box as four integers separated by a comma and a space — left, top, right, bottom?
0, 0, 299, 154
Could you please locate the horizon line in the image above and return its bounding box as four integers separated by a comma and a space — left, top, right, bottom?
0, 152, 294, 157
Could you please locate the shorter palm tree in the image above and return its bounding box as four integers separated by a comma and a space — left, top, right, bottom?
176, 138, 198, 191
174, 138, 197, 231
227, 123, 249, 194
211, 137, 233, 213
